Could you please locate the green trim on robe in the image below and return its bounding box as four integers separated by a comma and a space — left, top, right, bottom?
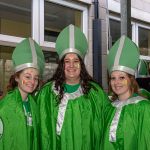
36, 81, 110, 150
101, 95, 150, 150
0, 88, 39, 150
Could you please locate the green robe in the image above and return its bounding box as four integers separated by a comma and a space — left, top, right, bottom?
36, 81, 110, 150
101, 95, 150, 150
0, 88, 39, 150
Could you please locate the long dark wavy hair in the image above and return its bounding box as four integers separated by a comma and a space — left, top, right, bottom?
50, 54, 99, 103
108, 73, 141, 101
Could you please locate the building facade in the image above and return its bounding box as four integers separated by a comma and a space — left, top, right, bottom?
0, 0, 150, 95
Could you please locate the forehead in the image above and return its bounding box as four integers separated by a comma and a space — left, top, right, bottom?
21, 68, 39, 75
64, 53, 79, 59
111, 70, 128, 77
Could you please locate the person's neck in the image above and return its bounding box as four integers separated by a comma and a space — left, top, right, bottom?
118, 92, 131, 101
18, 88, 28, 101
65, 79, 80, 85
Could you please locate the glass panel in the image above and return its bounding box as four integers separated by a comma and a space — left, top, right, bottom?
136, 60, 150, 91
43, 51, 58, 83
0, 0, 31, 37
138, 27, 150, 56
109, 19, 132, 47
109, 19, 121, 45
0, 45, 14, 97
44, 1, 82, 42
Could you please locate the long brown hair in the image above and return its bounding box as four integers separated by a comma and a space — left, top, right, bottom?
109, 73, 140, 101
7, 71, 21, 91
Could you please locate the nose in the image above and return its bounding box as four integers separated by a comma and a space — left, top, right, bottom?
113, 79, 120, 84
29, 78, 37, 85
69, 62, 74, 67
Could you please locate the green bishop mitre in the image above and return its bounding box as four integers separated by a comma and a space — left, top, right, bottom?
12, 38, 45, 76
108, 35, 140, 75
137, 59, 149, 77
56, 24, 88, 59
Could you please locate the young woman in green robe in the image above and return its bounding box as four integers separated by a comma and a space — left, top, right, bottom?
0, 38, 45, 150
36, 24, 110, 150
101, 35, 150, 150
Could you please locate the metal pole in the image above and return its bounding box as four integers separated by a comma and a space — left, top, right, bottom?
93, 0, 102, 85
121, 0, 131, 38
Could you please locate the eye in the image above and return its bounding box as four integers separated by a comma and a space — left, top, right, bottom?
74, 59, 80, 63
64, 60, 70, 64
34, 77, 39, 81
24, 75, 31, 80
110, 77, 115, 80
119, 76, 125, 80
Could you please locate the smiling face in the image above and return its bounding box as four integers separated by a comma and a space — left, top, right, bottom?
110, 70, 131, 101
15, 68, 39, 100
64, 53, 81, 84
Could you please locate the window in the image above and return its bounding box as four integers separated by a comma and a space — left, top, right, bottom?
44, 1, 82, 42
0, 45, 14, 95
0, 0, 31, 37
138, 27, 150, 56
109, 19, 121, 45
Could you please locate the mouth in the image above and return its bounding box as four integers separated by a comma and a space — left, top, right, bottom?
114, 86, 123, 90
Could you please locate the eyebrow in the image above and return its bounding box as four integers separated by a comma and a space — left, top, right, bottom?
23, 73, 39, 76
64, 58, 79, 60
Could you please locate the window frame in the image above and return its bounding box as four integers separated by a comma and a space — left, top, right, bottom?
0, 0, 88, 52
39, 0, 88, 51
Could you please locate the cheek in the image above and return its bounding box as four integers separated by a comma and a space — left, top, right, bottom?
22, 79, 27, 85
64, 64, 69, 70
74, 63, 80, 69
122, 79, 128, 86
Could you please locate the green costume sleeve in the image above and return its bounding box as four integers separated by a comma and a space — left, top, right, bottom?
0, 88, 39, 150
36, 81, 110, 150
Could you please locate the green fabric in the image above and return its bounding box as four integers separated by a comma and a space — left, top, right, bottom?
138, 59, 149, 76
64, 83, 80, 93
23, 100, 31, 114
36, 81, 110, 150
12, 38, 45, 75
56, 24, 88, 59
0, 88, 39, 150
23, 100, 34, 150
101, 95, 150, 150
139, 88, 150, 99
108, 35, 140, 75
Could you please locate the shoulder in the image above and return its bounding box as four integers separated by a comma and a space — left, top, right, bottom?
38, 81, 53, 94
0, 90, 16, 112
89, 81, 105, 93
125, 96, 150, 111
41, 81, 53, 89
88, 81, 109, 100
89, 81, 102, 89
36, 81, 54, 99
0, 90, 15, 103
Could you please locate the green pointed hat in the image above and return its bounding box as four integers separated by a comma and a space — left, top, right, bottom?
12, 38, 45, 75
56, 24, 88, 59
137, 59, 149, 76
108, 35, 140, 75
